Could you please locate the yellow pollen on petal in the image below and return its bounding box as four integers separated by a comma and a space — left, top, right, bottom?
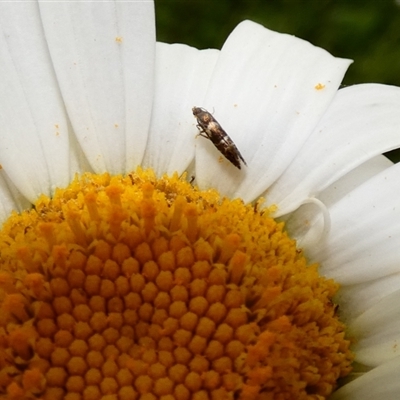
0, 168, 353, 399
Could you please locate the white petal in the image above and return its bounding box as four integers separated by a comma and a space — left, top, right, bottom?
0, 169, 31, 224
308, 162, 400, 285
195, 20, 351, 201
283, 156, 393, 248
347, 289, 400, 366
39, 0, 155, 174
142, 42, 219, 176
319, 155, 393, 209
280, 197, 331, 249
0, 1, 72, 201
267, 84, 400, 216
331, 356, 400, 400
337, 273, 400, 322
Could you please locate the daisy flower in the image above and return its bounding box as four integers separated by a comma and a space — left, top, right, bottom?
1, 1, 400, 400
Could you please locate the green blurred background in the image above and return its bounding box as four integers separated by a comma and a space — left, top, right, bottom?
155, 0, 400, 162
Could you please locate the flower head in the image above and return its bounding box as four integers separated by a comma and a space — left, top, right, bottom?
1, 1, 400, 400
0, 170, 353, 399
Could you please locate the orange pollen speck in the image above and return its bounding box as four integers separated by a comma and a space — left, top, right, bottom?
0, 168, 353, 399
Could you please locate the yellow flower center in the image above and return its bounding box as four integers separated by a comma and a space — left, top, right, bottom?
0, 168, 353, 400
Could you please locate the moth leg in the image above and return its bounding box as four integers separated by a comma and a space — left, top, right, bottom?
195, 125, 210, 139
196, 132, 210, 139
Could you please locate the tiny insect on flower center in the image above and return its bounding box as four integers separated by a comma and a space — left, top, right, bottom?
0, 168, 353, 399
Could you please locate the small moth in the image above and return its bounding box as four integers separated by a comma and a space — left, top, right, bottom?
192, 106, 247, 169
